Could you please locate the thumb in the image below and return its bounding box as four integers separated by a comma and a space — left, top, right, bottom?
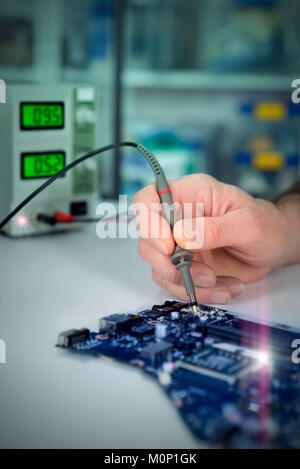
174, 214, 238, 251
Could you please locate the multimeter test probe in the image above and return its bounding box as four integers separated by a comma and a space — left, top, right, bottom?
0, 142, 198, 310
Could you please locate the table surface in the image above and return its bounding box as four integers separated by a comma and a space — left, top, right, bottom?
1, 226, 300, 449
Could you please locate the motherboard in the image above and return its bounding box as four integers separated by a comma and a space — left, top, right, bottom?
57, 301, 300, 448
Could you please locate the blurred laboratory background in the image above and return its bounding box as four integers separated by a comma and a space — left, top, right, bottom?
1, 0, 300, 202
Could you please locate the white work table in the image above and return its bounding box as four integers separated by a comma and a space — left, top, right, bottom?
0, 226, 300, 449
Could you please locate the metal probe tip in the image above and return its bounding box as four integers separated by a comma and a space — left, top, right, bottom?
176, 260, 198, 315
189, 298, 198, 315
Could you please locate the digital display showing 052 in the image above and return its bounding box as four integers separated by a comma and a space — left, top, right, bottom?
21, 152, 66, 179
20, 102, 64, 130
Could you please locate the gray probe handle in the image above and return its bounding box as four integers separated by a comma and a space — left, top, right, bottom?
156, 175, 193, 266
136, 144, 194, 266
136, 144, 197, 305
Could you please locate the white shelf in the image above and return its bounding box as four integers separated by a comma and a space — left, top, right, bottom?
123, 70, 294, 92
62, 67, 114, 86
1, 66, 294, 92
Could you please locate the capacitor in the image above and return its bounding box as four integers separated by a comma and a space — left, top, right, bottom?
162, 362, 175, 373
200, 314, 209, 322
217, 312, 226, 320
155, 323, 168, 340
171, 311, 180, 320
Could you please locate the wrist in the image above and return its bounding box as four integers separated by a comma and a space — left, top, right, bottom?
274, 194, 300, 267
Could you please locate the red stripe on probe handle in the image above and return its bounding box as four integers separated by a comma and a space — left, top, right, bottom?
158, 189, 172, 196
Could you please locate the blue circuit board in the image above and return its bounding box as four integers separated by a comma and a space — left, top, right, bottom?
57, 301, 300, 448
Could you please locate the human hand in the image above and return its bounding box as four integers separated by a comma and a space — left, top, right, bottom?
133, 174, 292, 304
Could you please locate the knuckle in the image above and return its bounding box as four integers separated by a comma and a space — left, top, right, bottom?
197, 173, 217, 187
201, 173, 217, 184
177, 173, 217, 189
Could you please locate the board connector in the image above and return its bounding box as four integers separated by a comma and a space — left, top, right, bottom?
57, 328, 90, 347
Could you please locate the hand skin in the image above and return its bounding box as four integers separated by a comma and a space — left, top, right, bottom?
133, 174, 300, 305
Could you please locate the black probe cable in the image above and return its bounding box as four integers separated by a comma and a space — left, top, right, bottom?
0, 141, 137, 231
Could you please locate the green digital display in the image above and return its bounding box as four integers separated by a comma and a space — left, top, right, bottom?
21, 152, 66, 179
20, 102, 64, 130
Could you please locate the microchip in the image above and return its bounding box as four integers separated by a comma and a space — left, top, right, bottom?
142, 310, 164, 319
131, 324, 155, 336
57, 328, 90, 347
140, 340, 173, 362
99, 314, 135, 334
176, 347, 259, 385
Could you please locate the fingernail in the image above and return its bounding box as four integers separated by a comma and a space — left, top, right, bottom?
195, 275, 215, 288
211, 291, 230, 304
228, 283, 245, 295
150, 239, 168, 255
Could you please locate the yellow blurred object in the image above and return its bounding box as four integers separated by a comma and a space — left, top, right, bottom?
254, 102, 287, 121
253, 151, 284, 171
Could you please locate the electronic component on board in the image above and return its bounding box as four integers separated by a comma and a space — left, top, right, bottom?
142, 310, 164, 319
155, 324, 168, 340
131, 324, 155, 336
171, 311, 180, 320
57, 302, 300, 449
58, 328, 90, 347
176, 347, 258, 385
140, 340, 173, 363
99, 314, 135, 334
